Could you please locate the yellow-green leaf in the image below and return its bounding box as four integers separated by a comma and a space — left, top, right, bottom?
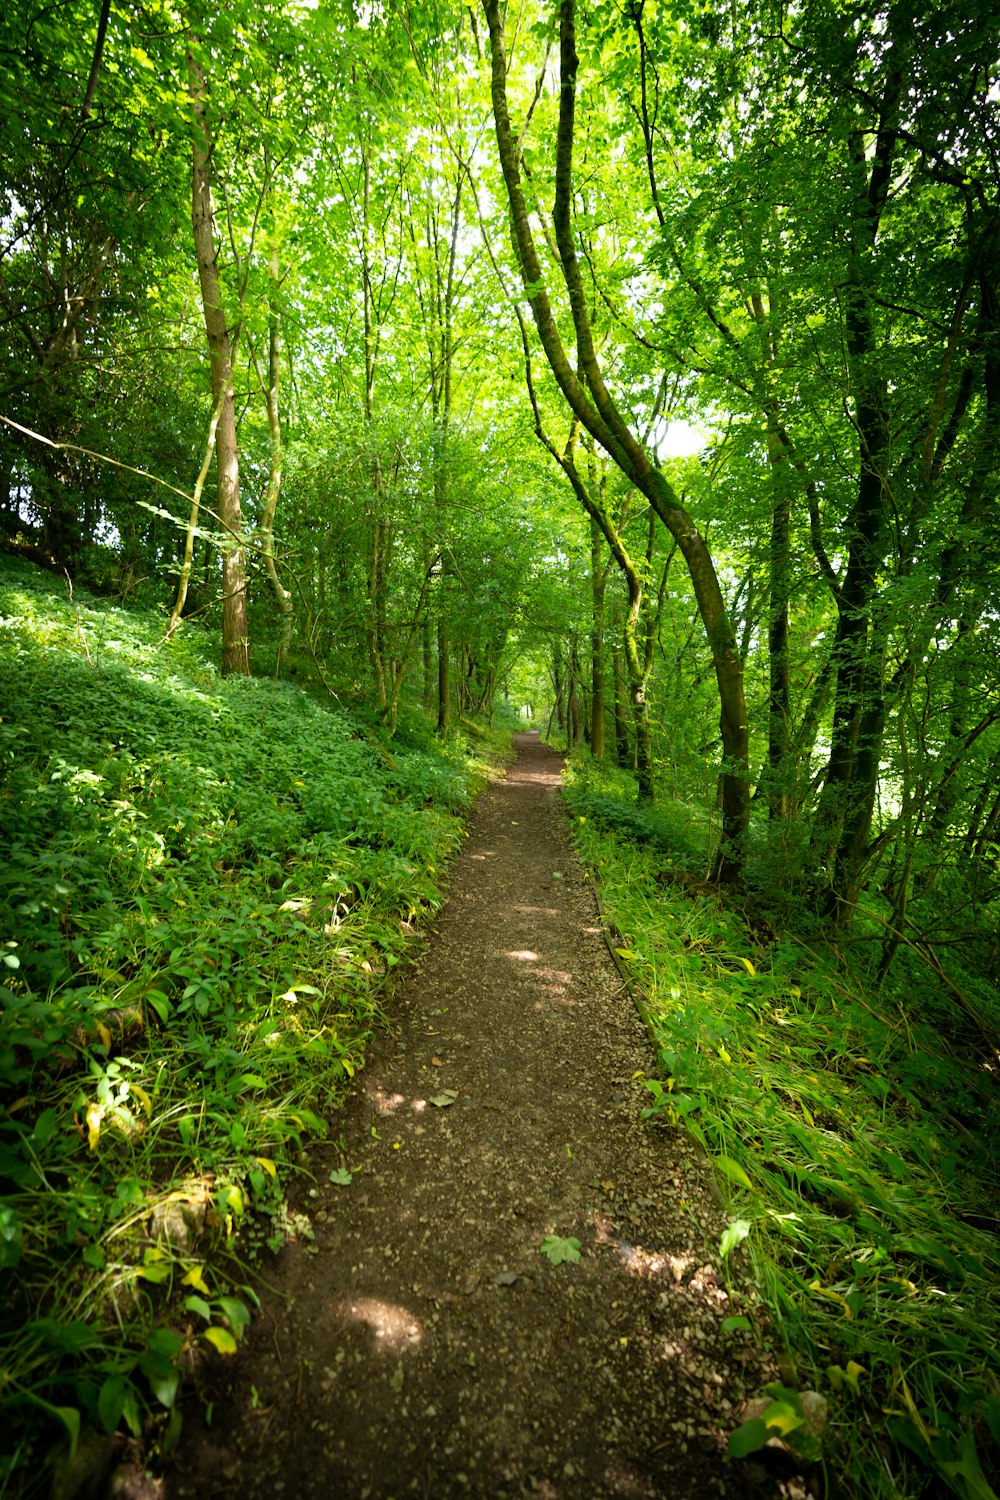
130, 1083, 152, 1116
181, 1265, 210, 1293
203, 1327, 238, 1355
254, 1156, 277, 1177
715, 1154, 752, 1189
809, 1279, 854, 1318
86, 1103, 104, 1151
762, 1400, 804, 1437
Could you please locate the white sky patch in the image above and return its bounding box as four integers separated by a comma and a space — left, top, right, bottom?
658, 419, 707, 459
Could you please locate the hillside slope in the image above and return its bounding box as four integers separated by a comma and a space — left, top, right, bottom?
0, 556, 496, 1495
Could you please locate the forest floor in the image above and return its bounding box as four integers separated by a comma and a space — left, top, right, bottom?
159, 734, 797, 1500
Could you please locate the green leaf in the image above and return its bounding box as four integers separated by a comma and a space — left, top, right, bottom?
122, 1388, 143, 1438
727, 1417, 769, 1458
720, 1315, 752, 1335
145, 989, 171, 1022
137, 1251, 170, 1285
937, 1430, 997, 1500
893, 1232, 965, 1280
719, 1219, 752, 1260
429, 1092, 458, 1107
540, 1234, 581, 1265
32, 1107, 58, 1145
328, 1167, 353, 1185
98, 1376, 126, 1434
184, 1295, 213, 1322
141, 1354, 179, 1409
760, 1400, 804, 1438
0, 1204, 23, 1270
203, 1326, 238, 1355
53, 1404, 80, 1456
216, 1296, 251, 1337
714, 1154, 752, 1189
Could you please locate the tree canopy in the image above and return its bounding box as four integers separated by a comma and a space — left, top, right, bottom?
1, 0, 998, 914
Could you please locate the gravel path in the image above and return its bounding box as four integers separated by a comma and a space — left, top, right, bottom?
166, 734, 782, 1499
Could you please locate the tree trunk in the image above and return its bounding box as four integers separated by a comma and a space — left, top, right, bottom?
259, 239, 293, 666
436, 615, 450, 732
612, 600, 631, 769
590, 515, 606, 760
188, 51, 249, 677
568, 635, 582, 746
168, 373, 232, 639
483, 0, 747, 878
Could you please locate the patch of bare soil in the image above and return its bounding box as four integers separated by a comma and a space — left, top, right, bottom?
164, 734, 789, 1500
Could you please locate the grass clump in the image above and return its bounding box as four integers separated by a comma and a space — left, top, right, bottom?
564, 758, 1000, 1500
0, 556, 497, 1494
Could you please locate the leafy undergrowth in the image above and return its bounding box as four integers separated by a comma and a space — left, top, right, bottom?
565, 759, 1000, 1500
0, 556, 501, 1495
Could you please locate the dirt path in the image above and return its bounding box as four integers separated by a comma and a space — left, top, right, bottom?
167, 734, 779, 1500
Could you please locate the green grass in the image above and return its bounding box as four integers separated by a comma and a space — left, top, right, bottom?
565, 757, 1000, 1500
0, 556, 501, 1494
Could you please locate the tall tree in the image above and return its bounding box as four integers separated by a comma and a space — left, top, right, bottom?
187, 48, 250, 675
483, 0, 750, 881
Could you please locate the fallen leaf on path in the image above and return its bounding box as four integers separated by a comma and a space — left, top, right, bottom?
431, 1056, 443, 1066
540, 1234, 581, 1265
429, 1092, 457, 1107
493, 1271, 519, 1287
328, 1167, 352, 1186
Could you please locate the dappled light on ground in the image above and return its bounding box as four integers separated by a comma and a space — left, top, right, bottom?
371, 1087, 407, 1113
615, 1241, 695, 1283
337, 1295, 424, 1353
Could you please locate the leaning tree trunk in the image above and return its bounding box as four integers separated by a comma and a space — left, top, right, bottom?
484, 0, 748, 880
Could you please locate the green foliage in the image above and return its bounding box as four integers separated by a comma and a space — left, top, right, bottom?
567, 762, 710, 867
539, 1235, 582, 1266
566, 759, 1000, 1499
0, 557, 493, 1492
